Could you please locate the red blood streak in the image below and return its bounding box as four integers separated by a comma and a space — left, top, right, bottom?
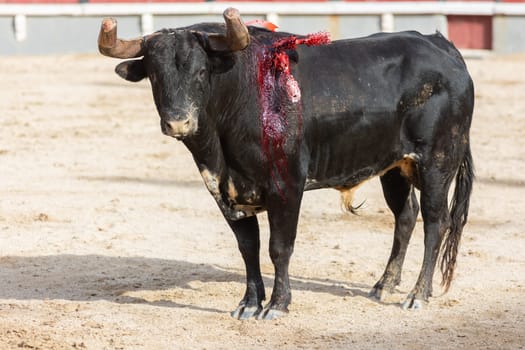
256, 31, 331, 198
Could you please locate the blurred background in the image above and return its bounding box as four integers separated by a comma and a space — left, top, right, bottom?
1, 0, 525, 55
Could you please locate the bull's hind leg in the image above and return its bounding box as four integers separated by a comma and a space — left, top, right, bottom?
228, 216, 266, 319
370, 168, 419, 300
402, 165, 453, 310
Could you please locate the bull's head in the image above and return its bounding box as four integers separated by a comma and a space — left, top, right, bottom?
98, 8, 250, 139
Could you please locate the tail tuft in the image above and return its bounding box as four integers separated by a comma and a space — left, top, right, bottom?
440, 145, 475, 291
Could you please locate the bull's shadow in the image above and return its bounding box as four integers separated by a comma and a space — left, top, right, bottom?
0, 255, 371, 314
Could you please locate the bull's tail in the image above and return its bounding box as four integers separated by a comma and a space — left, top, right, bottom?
440, 144, 475, 291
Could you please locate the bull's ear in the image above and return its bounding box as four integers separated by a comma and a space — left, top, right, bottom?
193, 31, 236, 74
202, 33, 231, 53
115, 59, 146, 82
193, 31, 230, 54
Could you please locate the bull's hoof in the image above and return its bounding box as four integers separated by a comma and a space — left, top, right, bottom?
255, 303, 289, 320
231, 303, 262, 320
401, 295, 425, 310
369, 286, 389, 301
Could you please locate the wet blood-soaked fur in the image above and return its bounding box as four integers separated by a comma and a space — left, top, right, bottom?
256, 32, 331, 198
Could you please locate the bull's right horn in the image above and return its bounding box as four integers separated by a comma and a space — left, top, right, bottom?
98, 18, 145, 59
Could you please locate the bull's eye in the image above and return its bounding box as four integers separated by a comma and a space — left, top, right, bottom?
197, 68, 207, 81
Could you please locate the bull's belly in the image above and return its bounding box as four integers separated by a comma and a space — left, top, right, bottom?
305, 151, 419, 215
304, 152, 419, 192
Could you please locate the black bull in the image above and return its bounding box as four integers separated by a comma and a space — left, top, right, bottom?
98, 8, 474, 320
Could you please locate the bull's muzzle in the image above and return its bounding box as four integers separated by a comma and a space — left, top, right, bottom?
161, 115, 197, 139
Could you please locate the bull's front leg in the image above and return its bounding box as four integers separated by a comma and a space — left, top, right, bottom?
227, 216, 266, 319
257, 189, 303, 320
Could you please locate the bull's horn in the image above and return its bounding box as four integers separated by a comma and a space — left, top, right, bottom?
98, 17, 145, 59
223, 7, 250, 51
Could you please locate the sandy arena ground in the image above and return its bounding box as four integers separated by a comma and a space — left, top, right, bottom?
0, 52, 524, 349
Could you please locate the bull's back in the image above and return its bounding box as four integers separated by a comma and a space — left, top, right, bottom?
295, 30, 466, 120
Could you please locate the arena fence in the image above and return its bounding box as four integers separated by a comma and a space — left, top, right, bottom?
1, 1, 525, 54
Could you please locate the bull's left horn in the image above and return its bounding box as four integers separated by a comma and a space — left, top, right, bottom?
223, 7, 250, 51
98, 18, 145, 58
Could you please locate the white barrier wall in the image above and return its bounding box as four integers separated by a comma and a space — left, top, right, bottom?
1, 2, 525, 55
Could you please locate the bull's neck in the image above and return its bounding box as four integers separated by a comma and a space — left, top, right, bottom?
210, 54, 257, 131
183, 51, 257, 180
182, 118, 225, 175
